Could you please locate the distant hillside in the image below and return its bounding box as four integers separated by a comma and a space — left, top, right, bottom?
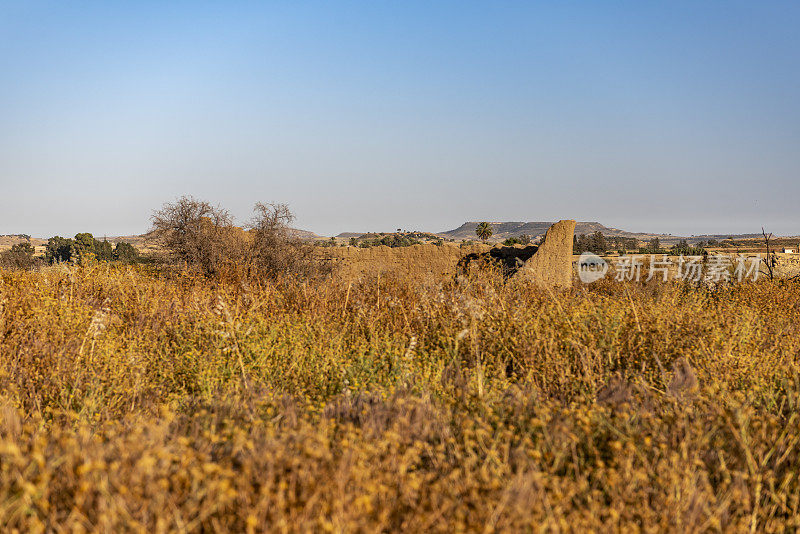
332, 222, 785, 245
435, 221, 752, 245
7, 225, 793, 251
0, 235, 47, 252
688, 233, 763, 240
286, 228, 324, 240
437, 221, 680, 242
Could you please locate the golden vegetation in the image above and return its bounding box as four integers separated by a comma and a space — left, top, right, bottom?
1, 258, 799, 532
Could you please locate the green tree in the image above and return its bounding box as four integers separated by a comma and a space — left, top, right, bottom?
74, 233, 96, 254
45, 236, 74, 263
475, 222, 493, 243
114, 242, 139, 263
96, 239, 114, 261
73, 233, 115, 262
672, 239, 689, 252
590, 231, 607, 254
574, 234, 593, 254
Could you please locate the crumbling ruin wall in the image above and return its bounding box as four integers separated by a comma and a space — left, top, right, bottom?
513, 219, 576, 289
456, 220, 577, 289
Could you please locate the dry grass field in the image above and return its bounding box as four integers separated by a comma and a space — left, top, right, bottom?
1, 250, 799, 532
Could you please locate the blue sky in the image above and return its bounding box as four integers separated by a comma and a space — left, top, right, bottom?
1, 2, 798, 237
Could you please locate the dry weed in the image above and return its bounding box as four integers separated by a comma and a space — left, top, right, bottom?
0, 262, 798, 531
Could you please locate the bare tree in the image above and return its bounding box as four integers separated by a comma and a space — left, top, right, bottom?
248, 202, 320, 278
761, 227, 777, 281
151, 196, 242, 276
151, 197, 325, 279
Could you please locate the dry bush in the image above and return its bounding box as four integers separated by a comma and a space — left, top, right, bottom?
247, 202, 323, 279
151, 196, 243, 276
151, 196, 325, 281
0, 243, 37, 271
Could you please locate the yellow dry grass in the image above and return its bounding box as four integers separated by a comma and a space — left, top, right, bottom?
0, 257, 799, 532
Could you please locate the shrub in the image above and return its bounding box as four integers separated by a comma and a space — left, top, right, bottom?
502, 235, 532, 246
0, 242, 36, 270
316, 237, 338, 248
11, 242, 35, 256
151, 196, 244, 276
113, 242, 139, 263
247, 202, 322, 278
354, 234, 421, 248
151, 196, 324, 279
668, 239, 706, 257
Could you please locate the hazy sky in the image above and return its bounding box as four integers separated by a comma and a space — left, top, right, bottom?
1, 2, 799, 238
